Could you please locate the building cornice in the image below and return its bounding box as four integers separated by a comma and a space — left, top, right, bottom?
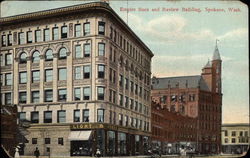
0, 2, 154, 58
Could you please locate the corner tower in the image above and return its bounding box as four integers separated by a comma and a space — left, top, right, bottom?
212, 39, 222, 94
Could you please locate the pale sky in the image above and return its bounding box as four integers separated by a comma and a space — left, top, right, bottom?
1, 1, 249, 124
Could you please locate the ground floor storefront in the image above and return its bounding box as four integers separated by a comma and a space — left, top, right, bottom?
23, 123, 150, 157
222, 144, 248, 154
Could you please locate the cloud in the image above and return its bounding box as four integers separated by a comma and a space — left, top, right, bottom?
218, 28, 248, 40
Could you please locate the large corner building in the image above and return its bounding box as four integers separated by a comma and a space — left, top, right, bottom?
0, 2, 153, 157
151, 44, 222, 154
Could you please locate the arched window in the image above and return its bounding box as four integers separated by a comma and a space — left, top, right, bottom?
45, 49, 53, 61
32, 51, 40, 63
59, 47, 67, 59
19, 52, 27, 64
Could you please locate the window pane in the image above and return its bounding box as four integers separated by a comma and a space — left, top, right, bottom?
20, 53, 27, 64
44, 111, 52, 123
5, 93, 12, 105
74, 88, 81, 101
58, 110, 66, 123
19, 72, 27, 84
44, 29, 50, 41
32, 91, 40, 103
58, 89, 67, 101
2, 35, 6, 46
8, 34, 12, 46
61, 26, 67, 38
97, 109, 104, 122
74, 66, 82, 79
97, 87, 105, 100
75, 24, 81, 37
83, 109, 89, 122
53, 27, 59, 40
59, 48, 67, 59
84, 23, 90, 36
31, 111, 39, 123
58, 68, 67, 80
19, 112, 26, 121
35, 30, 41, 42
75, 45, 82, 58
19, 32, 25, 44
98, 22, 105, 35
98, 65, 105, 78
98, 43, 105, 56
5, 54, 12, 65
84, 44, 91, 57
74, 110, 80, 122
27, 31, 32, 43
45, 49, 53, 61
45, 69, 53, 82
32, 51, 40, 62
45, 90, 53, 102
5, 73, 12, 85
83, 65, 90, 79
19, 92, 26, 104
83, 87, 90, 100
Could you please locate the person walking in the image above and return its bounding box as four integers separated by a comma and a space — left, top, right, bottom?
34, 147, 40, 158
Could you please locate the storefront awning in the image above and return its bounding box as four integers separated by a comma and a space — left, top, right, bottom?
68, 130, 92, 141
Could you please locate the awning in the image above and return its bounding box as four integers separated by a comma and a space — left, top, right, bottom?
68, 130, 92, 141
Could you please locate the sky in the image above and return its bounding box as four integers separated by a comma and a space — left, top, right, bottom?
1, 0, 249, 124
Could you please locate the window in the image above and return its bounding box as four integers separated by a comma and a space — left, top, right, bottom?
84, 43, 91, 57
45, 138, 51, 144
45, 49, 53, 61
61, 26, 67, 38
58, 68, 67, 80
18, 112, 26, 121
83, 87, 91, 100
232, 131, 236, 136
5, 73, 12, 85
113, 112, 116, 125
57, 110, 66, 123
58, 138, 64, 145
44, 111, 52, 123
44, 29, 50, 41
35, 30, 41, 42
130, 99, 134, 110
2, 35, 6, 46
75, 45, 82, 58
97, 109, 104, 122
75, 24, 81, 37
98, 22, 105, 35
119, 114, 123, 126
84, 22, 90, 36
19, 53, 27, 64
98, 65, 105, 78
31, 91, 40, 103
32, 138, 37, 144
18, 32, 25, 44
98, 43, 105, 56
32, 70, 40, 83
125, 96, 129, 108
19, 92, 26, 104
5, 93, 12, 105
74, 110, 80, 122
52, 27, 59, 40
130, 81, 134, 93
74, 88, 81, 101
32, 51, 40, 62
5, 53, 12, 65
135, 101, 138, 111
27, 31, 32, 43
45, 69, 53, 82
83, 65, 90, 79
74, 66, 81, 79
125, 78, 129, 89
232, 138, 236, 143
7, 34, 12, 46
83, 109, 89, 122
225, 131, 228, 136
125, 115, 128, 126
224, 138, 228, 143
119, 94, 123, 106
0, 55, 3, 66
59, 47, 67, 59
31, 111, 39, 123
58, 89, 67, 102
19, 72, 27, 84
44, 90, 53, 102
97, 87, 105, 100
135, 84, 138, 95
119, 75, 123, 87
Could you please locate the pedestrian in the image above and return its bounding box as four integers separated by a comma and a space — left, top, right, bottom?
95, 148, 101, 157
14, 146, 20, 158
34, 147, 40, 158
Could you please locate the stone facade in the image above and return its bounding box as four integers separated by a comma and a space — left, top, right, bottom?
0, 2, 153, 156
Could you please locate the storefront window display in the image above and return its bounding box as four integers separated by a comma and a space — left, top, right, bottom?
107, 131, 116, 156
118, 132, 126, 155
135, 135, 140, 154
96, 129, 105, 155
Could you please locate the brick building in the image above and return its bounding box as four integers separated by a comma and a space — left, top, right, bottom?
151, 101, 197, 154
0, 2, 153, 157
151, 43, 222, 154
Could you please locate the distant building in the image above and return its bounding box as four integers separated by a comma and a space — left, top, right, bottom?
151, 101, 197, 154
151, 42, 222, 154
221, 123, 250, 154
0, 2, 153, 157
